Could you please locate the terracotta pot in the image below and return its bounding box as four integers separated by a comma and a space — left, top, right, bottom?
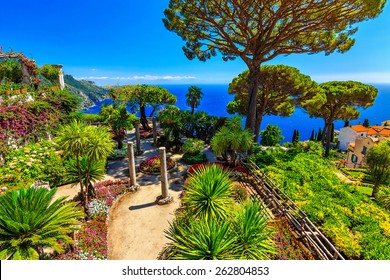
21, 88, 28, 93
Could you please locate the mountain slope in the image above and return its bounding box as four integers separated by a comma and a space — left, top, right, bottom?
64, 75, 108, 108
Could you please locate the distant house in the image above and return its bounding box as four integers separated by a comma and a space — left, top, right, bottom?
346, 137, 381, 167
339, 124, 390, 151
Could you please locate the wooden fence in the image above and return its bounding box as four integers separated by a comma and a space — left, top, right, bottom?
241, 159, 345, 260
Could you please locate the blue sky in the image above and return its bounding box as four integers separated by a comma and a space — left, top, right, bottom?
1, 0, 390, 85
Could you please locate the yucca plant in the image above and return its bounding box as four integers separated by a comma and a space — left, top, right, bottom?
163, 216, 237, 260
232, 199, 276, 259
0, 187, 84, 260
183, 164, 234, 221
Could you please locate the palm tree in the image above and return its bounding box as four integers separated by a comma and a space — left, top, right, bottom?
186, 86, 203, 114
64, 156, 105, 196
183, 164, 234, 221
211, 116, 253, 165
56, 120, 115, 215
0, 187, 84, 260
99, 103, 137, 149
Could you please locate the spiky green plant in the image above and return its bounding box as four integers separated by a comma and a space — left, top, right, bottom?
183, 165, 234, 221
164, 217, 237, 260
0, 187, 84, 260
232, 199, 276, 259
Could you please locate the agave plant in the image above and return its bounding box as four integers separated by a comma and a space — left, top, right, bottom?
183, 164, 234, 221
232, 199, 276, 259
163, 216, 237, 260
0, 187, 84, 260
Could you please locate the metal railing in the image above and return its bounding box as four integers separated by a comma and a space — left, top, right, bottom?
241, 159, 345, 260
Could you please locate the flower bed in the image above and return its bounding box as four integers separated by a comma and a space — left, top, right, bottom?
54, 179, 130, 260
139, 155, 175, 174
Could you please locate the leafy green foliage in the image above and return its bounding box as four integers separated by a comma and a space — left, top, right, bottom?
260, 124, 284, 146
162, 166, 275, 260
0, 59, 22, 84
40, 64, 60, 84
366, 141, 390, 198
255, 147, 390, 259
227, 65, 319, 141
0, 141, 67, 191
0, 187, 84, 260
183, 138, 204, 154
110, 84, 176, 130
186, 85, 203, 114
55, 121, 115, 215
99, 103, 138, 149
163, 0, 384, 133
302, 81, 378, 156
80, 113, 105, 123
211, 116, 253, 164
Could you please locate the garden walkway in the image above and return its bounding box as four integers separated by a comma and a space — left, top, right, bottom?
54, 129, 217, 259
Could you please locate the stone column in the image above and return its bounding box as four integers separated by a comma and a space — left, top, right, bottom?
152, 117, 157, 146
135, 121, 141, 155
20, 61, 31, 84
127, 142, 139, 190
58, 65, 65, 90
157, 147, 173, 204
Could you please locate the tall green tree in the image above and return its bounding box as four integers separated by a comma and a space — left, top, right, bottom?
227, 65, 319, 141
109, 84, 176, 130
292, 129, 300, 145
260, 124, 284, 146
366, 141, 390, 198
186, 86, 203, 114
310, 129, 315, 141
0, 187, 84, 260
55, 121, 115, 215
163, 0, 385, 135
363, 118, 370, 127
99, 103, 138, 149
302, 81, 377, 156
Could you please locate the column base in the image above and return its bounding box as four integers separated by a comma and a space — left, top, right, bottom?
129, 184, 140, 192
155, 195, 173, 205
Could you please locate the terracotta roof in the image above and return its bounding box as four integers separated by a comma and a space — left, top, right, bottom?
351, 125, 369, 133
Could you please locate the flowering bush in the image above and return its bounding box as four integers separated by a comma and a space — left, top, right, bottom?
55, 179, 129, 260
140, 155, 175, 173
0, 140, 66, 191
272, 218, 314, 260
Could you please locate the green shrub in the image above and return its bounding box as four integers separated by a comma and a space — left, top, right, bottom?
182, 152, 207, 164
183, 138, 204, 155
0, 141, 67, 191
80, 113, 105, 123
107, 146, 128, 160
261, 150, 390, 259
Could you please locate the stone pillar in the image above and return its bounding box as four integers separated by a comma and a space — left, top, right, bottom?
157, 147, 173, 204
58, 65, 65, 90
127, 142, 139, 190
135, 121, 141, 155
20, 61, 31, 84
152, 117, 157, 146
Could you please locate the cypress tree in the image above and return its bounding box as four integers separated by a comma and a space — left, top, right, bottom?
316, 128, 322, 142
292, 129, 297, 144
310, 129, 315, 141
344, 120, 350, 127
363, 118, 370, 127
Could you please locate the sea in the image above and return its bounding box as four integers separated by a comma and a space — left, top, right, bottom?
83, 84, 390, 143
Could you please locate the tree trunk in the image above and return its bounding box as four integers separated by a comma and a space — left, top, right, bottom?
191, 106, 194, 114
371, 183, 380, 198
245, 65, 261, 135
254, 112, 263, 144
139, 105, 150, 130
